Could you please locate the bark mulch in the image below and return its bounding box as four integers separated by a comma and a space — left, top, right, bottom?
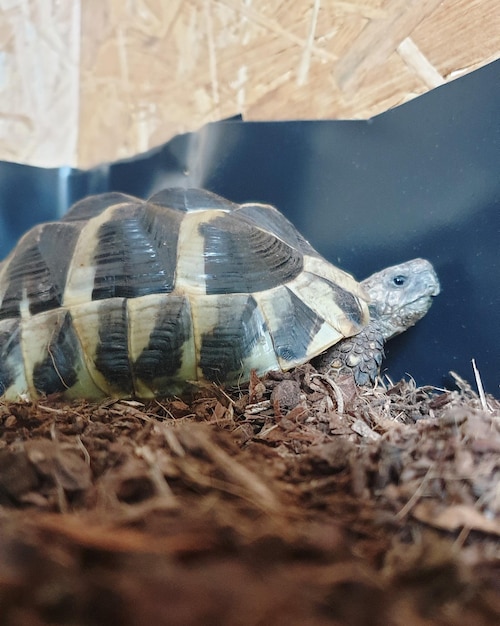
0, 365, 499, 625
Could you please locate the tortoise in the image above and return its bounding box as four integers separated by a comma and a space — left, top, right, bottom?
0, 188, 440, 401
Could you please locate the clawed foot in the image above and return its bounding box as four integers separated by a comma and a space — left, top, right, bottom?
313, 325, 385, 386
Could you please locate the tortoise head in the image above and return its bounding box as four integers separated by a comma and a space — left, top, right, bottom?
360, 258, 440, 341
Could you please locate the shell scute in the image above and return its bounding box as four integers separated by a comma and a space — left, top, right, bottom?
91, 202, 182, 300
194, 293, 278, 384
287, 270, 366, 337
130, 294, 196, 396
27, 309, 85, 396
199, 212, 303, 295
254, 286, 328, 369
93, 298, 133, 395
0, 221, 81, 319
63, 192, 137, 222
236, 203, 318, 256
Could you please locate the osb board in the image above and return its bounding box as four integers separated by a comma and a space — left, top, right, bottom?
0, 0, 499, 168
0, 0, 81, 167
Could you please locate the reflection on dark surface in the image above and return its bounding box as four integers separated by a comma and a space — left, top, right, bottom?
0, 60, 499, 395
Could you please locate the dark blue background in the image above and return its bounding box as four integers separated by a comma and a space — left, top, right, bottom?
1, 60, 499, 396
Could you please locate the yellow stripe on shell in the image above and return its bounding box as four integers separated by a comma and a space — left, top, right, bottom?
175, 209, 229, 295
303, 256, 369, 304
287, 263, 369, 338
63, 202, 131, 307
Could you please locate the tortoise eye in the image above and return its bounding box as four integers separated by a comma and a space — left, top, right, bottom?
393, 275, 407, 286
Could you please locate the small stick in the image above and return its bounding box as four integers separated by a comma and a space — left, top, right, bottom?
472, 359, 489, 413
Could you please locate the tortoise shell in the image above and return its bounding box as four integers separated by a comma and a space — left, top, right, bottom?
0, 188, 369, 400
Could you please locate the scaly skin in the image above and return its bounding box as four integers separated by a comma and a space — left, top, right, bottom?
314, 258, 440, 385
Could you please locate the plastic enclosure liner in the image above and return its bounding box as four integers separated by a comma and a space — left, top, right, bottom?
0, 61, 499, 396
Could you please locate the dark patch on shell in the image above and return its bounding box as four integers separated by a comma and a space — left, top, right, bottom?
133, 296, 192, 386
0, 222, 81, 319
316, 275, 365, 327
199, 295, 267, 383
32, 311, 80, 395
94, 299, 132, 393
200, 214, 303, 295
270, 287, 324, 363
92, 203, 183, 300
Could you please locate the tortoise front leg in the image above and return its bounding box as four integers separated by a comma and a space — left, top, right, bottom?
313, 325, 385, 386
